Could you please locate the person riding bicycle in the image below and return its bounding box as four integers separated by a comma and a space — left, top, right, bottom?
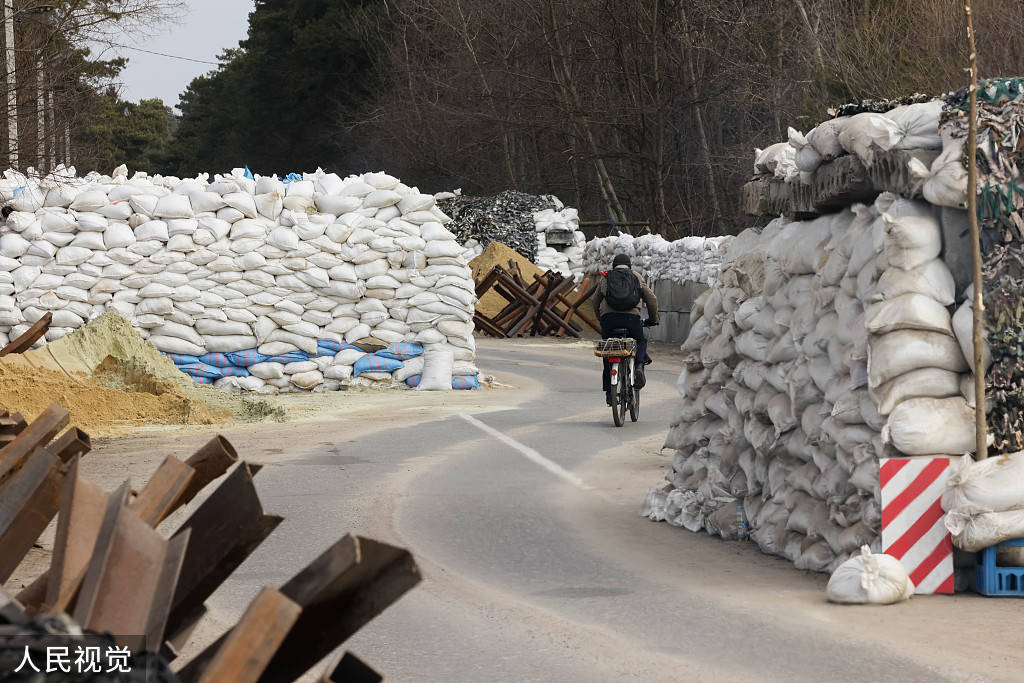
592, 253, 658, 406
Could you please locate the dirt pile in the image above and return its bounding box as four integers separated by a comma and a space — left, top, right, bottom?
2, 313, 283, 434
469, 241, 599, 329
470, 242, 545, 318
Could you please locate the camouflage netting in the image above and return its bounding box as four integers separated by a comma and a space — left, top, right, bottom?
945, 78, 1024, 454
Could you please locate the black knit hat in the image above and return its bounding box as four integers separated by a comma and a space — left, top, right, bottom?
612, 253, 631, 267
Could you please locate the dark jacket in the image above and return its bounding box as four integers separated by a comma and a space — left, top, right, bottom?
592, 265, 658, 320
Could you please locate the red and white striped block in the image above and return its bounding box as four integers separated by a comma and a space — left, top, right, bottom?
880, 457, 955, 594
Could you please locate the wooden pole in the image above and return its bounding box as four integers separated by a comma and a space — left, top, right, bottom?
966, 2, 987, 460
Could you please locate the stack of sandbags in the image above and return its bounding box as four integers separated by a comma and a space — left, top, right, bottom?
582, 233, 730, 287
0, 165, 480, 394
644, 191, 973, 573
942, 452, 1024, 552
533, 207, 586, 280
771, 100, 943, 183
866, 194, 973, 455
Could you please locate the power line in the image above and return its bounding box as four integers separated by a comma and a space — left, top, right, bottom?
109, 43, 221, 66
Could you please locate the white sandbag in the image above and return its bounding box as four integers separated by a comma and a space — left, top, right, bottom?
951, 292, 991, 374
826, 545, 914, 604
69, 190, 109, 212
942, 452, 1024, 515
135, 220, 169, 242
865, 293, 953, 336
149, 335, 204, 355
807, 117, 847, 160
882, 397, 974, 456
267, 329, 317, 354
204, 335, 259, 352
887, 100, 942, 150
416, 349, 454, 391
921, 141, 967, 208
870, 367, 961, 416
223, 192, 258, 219
867, 330, 968, 388
873, 259, 956, 306
154, 193, 195, 219
250, 362, 286, 380
290, 370, 324, 389
945, 508, 1024, 552
838, 113, 905, 164
881, 199, 941, 270
363, 189, 402, 209
103, 222, 136, 249
56, 246, 93, 266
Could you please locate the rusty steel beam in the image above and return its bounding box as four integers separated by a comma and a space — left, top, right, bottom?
48, 427, 91, 463
192, 587, 302, 683
178, 534, 420, 683
0, 411, 27, 446
74, 485, 171, 651
318, 652, 383, 683
179, 435, 239, 508
0, 447, 64, 582
145, 529, 191, 651
261, 534, 421, 682
0, 403, 69, 488
42, 456, 108, 614
0, 311, 52, 356
71, 482, 131, 624
161, 605, 207, 661
129, 456, 195, 527
164, 463, 281, 640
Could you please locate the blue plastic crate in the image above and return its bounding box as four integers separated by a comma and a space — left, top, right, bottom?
975, 538, 1024, 597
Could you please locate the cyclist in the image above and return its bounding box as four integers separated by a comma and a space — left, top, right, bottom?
592, 253, 658, 406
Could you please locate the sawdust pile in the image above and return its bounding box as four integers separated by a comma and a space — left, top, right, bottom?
469, 241, 599, 329
1, 313, 283, 435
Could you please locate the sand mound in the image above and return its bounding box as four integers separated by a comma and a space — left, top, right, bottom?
470, 242, 545, 318
469, 241, 599, 330
2, 312, 283, 434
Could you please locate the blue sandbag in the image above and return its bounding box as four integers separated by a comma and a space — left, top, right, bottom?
164, 352, 203, 365
197, 352, 236, 368
262, 351, 309, 364
377, 342, 424, 361
224, 349, 270, 367
220, 366, 251, 377
405, 374, 480, 390
177, 362, 224, 380
353, 354, 404, 376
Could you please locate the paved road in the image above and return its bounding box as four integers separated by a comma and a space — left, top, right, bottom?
80, 338, 1023, 681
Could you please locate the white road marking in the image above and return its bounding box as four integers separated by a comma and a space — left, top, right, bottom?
459, 413, 592, 490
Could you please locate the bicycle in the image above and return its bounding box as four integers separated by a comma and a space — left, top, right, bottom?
594, 331, 639, 427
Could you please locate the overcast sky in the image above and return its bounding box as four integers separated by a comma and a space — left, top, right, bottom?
111, 0, 255, 108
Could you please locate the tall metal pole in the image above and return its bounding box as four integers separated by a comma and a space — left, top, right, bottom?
966, 3, 987, 460
5, 0, 17, 169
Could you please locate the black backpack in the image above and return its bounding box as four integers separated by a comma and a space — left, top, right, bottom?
605, 268, 641, 310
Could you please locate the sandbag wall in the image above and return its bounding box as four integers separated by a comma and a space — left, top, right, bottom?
645, 192, 976, 573
583, 233, 730, 288
0, 166, 479, 393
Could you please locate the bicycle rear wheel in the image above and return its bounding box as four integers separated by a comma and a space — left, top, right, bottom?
613, 362, 630, 427
629, 375, 640, 422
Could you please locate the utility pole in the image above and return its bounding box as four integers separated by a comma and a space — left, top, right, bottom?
5, 0, 17, 169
